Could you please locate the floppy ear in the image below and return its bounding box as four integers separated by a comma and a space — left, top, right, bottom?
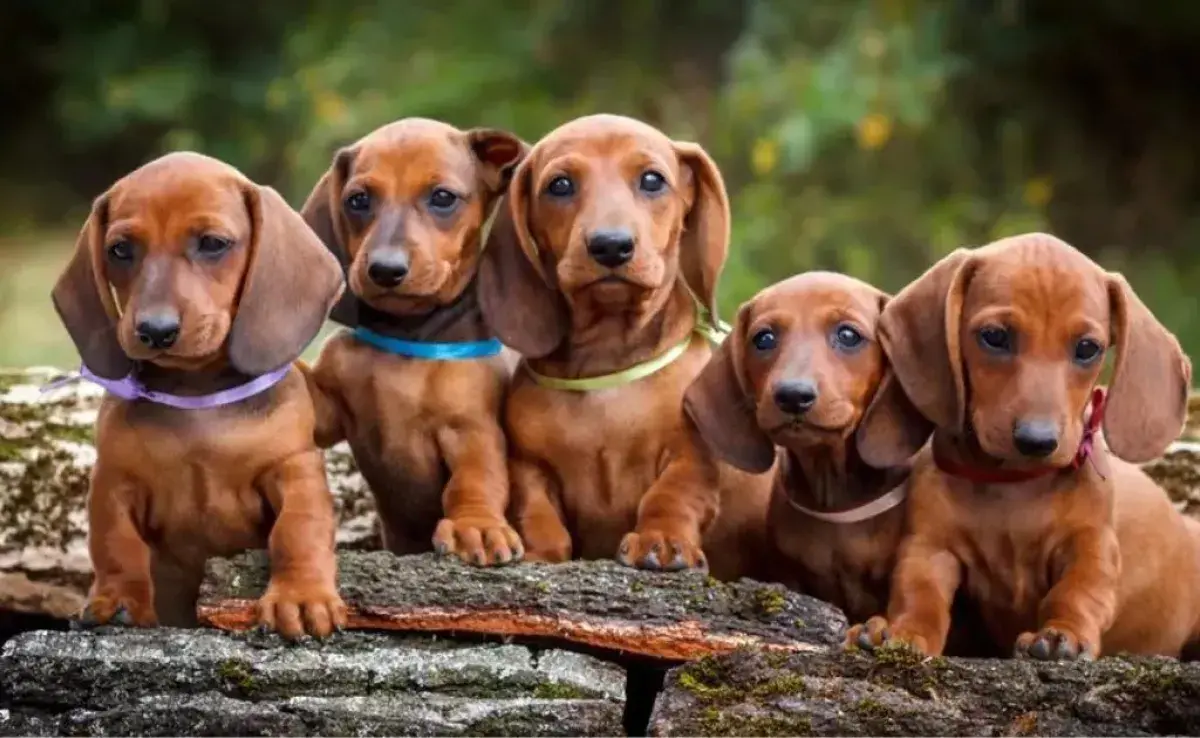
50, 193, 132, 379
857, 293, 937, 467
1102, 272, 1191, 462
299, 147, 359, 326
683, 303, 775, 473
878, 249, 976, 431
673, 141, 730, 325
477, 157, 569, 357
228, 183, 345, 375
468, 128, 528, 193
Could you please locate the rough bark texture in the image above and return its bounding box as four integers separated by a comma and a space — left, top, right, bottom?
198, 550, 846, 661
0, 628, 627, 737
649, 645, 1200, 736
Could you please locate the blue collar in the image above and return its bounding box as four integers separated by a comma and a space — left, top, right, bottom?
352, 326, 504, 361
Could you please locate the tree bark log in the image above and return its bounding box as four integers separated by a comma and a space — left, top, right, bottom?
649, 645, 1200, 736
198, 550, 846, 662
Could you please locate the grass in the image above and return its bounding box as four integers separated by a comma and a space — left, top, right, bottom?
0, 231, 337, 369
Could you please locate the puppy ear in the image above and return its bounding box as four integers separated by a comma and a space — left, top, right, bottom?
467, 128, 529, 193
856, 369, 935, 468
477, 158, 569, 357
673, 141, 730, 325
50, 193, 132, 379
1103, 272, 1191, 462
300, 147, 359, 326
878, 249, 976, 431
683, 304, 775, 473
228, 183, 345, 375
857, 293, 936, 467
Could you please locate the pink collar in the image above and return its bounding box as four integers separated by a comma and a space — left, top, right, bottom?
784, 481, 908, 524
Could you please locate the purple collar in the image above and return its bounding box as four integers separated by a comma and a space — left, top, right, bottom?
41, 363, 292, 410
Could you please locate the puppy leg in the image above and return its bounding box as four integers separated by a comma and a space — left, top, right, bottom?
298, 358, 347, 449
618, 429, 718, 572
511, 457, 572, 563
257, 448, 346, 639
83, 464, 158, 627
1015, 527, 1119, 661
851, 537, 962, 656
432, 422, 524, 566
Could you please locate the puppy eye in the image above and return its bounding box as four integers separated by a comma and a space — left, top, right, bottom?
977, 326, 1012, 354
546, 176, 575, 198
639, 170, 666, 194
196, 235, 232, 257
428, 188, 460, 214
751, 328, 778, 352
344, 191, 371, 215
833, 324, 865, 350
1074, 338, 1104, 365
107, 240, 135, 263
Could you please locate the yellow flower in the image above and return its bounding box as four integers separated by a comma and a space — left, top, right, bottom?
856, 113, 892, 151
751, 138, 779, 176
1023, 176, 1054, 208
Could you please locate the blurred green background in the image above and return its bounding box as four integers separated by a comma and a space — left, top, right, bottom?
3, 0, 1200, 367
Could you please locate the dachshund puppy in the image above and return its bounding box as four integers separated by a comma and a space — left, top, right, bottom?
478, 114, 773, 580
300, 119, 527, 565
849, 233, 1200, 659
684, 272, 921, 621
51, 152, 346, 637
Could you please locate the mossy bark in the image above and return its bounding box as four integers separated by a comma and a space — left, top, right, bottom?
650, 645, 1200, 736
198, 550, 846, 661
0, 628, 628, 736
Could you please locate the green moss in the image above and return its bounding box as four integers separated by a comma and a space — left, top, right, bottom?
751, 587, 786, 616
704, 575, 721, 589
853, 697, 888, 718
677, 670, 742, 704
45, 421, 93, 444
532, 681, 587, 699
750, 672, 808, 699
866, 641, 950, 698
533, 580, 551, 593
792, 618, 806, 629
1119, 658, 1187, 699
217, 658, 259, 697
629, 579, 645, 594
695, 706, 814, 737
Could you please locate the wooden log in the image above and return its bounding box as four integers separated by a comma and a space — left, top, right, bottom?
649, 645, 1200, 736
197, 550, 846, 662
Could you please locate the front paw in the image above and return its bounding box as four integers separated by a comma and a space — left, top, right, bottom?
256, 580, 347, 639
76, 590, 157, 629
616, 530, 707, 572
845, 616, 931, 655
1014, 626, 1096, 661
433, 516, 525, 566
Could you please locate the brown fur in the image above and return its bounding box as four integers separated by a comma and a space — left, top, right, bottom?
478, 114, 772, 580
848, 233, 1200, 659
685, 272, 922, 621
300, 119, 527, 564
51, 152, 346, 637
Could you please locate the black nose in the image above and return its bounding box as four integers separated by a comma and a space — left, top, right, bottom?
367, 253, 409, 287
773, 380, 818, 416
135, 312, 180, 350
1013, 420, 1059, 458
586, 229, 635, 269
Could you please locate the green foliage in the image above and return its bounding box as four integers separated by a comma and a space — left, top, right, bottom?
5, 0, 1200, 362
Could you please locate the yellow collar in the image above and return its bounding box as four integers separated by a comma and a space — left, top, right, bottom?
524, 317, 731, 392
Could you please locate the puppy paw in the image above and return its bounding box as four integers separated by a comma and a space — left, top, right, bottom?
1014, 626, 1096, 661
76, 591, 157, 629
257, 581, 347, 639
845, 617, 931, 655
433, 516, 525, 566
616, 530, 707, 572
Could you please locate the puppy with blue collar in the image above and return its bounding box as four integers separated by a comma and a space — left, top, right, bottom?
300, 118, 527, 565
